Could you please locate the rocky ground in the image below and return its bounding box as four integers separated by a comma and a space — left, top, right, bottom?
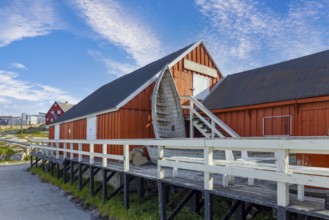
0, 134, 32, 163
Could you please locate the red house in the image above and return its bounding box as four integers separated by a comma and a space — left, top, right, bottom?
46, 101, 74, 125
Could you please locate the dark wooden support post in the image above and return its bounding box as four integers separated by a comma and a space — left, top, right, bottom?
51, 162, 55, 176
223, 200, 242, 220
56, 163, 60, 179
158, 180, 167, 220
63, 160, 68, 184
137, 177, 145, 199
90, 165, 95, 196
277, 206, 289, 220
168, 190, 196, 220
78, 163, 83, 191
30, 155, 33, 168
189, 191, 201, 213
35, 157, 38, 168
234, 201, 246, 220
70, 161, 74, 186
42, 158, 45, 171
204, 191, 213, 220
124, 173, 130, 209
102, 169, 107, 203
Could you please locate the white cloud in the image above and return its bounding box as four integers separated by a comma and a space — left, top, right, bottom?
88, 50, 137, 77
196, 0, 329, 74
0, 69, 79, 116
10, 62, 26, 70
0, 0, 60, 47
72, 0, 162, 69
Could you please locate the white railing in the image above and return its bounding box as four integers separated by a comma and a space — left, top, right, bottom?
30, 137, 329, 208
181, 96, 239, 138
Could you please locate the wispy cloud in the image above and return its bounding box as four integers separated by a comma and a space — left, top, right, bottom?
195, 0, 329, 74
10, 62, 27, 70
88, 50, 137, 77
0, 69, 79, 116
72, 0, 163, 75
0, 0, 60, 47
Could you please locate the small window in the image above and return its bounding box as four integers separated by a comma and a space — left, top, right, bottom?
263, 115, 292, 136
46, 118, 49, 121
54, 104, 57, 107
57, 110, 61, 114
51, 110, 54, 114
50, 118, 53, 122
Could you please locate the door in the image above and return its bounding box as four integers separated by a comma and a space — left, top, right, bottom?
54, 124, 60, 140
87, 116, 97, 140
193, 74, 210, 100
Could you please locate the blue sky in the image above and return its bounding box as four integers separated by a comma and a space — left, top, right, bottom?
1, 0, 329, 116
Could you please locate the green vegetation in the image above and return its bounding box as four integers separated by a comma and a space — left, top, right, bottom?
30, 166, 202, 220
0, 142, 15, 158
30, 166, 274, 220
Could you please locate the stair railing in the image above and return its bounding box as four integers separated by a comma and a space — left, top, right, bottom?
181, 96, 240, 139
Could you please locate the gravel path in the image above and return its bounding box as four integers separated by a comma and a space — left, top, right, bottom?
0, 164, 94, 220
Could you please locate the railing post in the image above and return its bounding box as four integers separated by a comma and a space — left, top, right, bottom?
189, 100, 194, 138
276, 149, 289, 207
63, 143, 67, 160
78, 143, 82, 162
204, 146, 213, 190
70, 143, 74, 160
157, 146, 165, 179
90, 143, 94, 164
297, 185, 305, 202
55, 142, 59, 159
102, 144, 107, 167
124, 144, 129, 172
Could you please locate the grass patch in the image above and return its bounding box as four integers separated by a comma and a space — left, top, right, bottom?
0, 142, 15, 157
30, 166, 203, 220
30, 166, 274, 220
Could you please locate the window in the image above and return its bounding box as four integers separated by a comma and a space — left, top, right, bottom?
46, 118, 49, 121
51, 110, 54, 114
51, 118, 53, 122
263, 115, 292, 136
57, 110, 61, 114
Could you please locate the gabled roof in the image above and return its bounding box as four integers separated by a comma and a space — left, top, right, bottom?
204, 49, 329, 110
56, 102, 74, 112
53, 42, 201, 124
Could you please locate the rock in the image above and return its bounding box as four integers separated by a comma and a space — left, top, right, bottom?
9, 153, 26, 161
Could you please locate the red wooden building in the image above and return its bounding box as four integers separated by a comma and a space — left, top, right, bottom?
49, 41, 222, 155
46, 101, 74, 125
203, 50, 329, 167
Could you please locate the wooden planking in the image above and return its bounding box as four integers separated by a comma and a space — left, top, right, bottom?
96, 84, 155, 155
171, 44, 222, 104
48, 126, 55, 140
215, 104, 296, 137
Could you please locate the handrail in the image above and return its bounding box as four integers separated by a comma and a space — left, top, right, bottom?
181, 96, 240, 138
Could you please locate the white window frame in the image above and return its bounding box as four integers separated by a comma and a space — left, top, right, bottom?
57, 110, 61, 114
263, 115, 292, 136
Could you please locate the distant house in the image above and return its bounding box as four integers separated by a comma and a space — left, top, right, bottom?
46, 101, 74, 125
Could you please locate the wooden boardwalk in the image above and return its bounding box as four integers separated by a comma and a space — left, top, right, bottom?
30, 138, 329, 220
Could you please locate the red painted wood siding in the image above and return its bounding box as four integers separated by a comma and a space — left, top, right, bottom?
49, 125, 55, 139
213, 97, 329, 168
97, 85, 155, 155
171, 44, 221, 100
